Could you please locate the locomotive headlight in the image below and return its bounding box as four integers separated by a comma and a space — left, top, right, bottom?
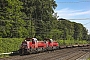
23, 43, 27, 45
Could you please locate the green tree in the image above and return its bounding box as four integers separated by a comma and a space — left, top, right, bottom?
82, 27, 88, 40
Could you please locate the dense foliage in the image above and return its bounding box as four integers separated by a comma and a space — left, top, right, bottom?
0, 38, 24, 53
0, 0, 90, 40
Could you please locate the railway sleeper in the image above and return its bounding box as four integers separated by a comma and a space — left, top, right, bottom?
76, 52, 90, 60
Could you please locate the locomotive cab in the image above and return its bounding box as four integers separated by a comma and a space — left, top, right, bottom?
44, 38, 59, 50
44, 38, 53, 44
19, 38, 39, 55
19, 38, 33, 55
49, 39, 53, 43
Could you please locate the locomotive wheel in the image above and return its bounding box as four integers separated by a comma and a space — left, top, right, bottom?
42, 48, 45, 52
51, 47, 54, 51
19, 49, 25, 56
30, 48, 38, 54
55, 46, 60, 50
34, 48, 38, 53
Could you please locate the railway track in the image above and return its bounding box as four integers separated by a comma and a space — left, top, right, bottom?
1, 48, 76, 60
47, 47, 90, 60
23, 48, 78, 60
0, 46, 90, 60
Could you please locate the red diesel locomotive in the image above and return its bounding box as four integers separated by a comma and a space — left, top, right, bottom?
19, 38, 59, 55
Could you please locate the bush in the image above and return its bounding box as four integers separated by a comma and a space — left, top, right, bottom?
0, 38, 24, 53
56, 40, 88, 45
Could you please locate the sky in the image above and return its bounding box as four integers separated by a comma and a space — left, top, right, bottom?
54, 0, 90, 34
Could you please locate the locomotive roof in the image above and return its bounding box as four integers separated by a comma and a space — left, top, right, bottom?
25, 38, 32, 41
44, 38, 53, 41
